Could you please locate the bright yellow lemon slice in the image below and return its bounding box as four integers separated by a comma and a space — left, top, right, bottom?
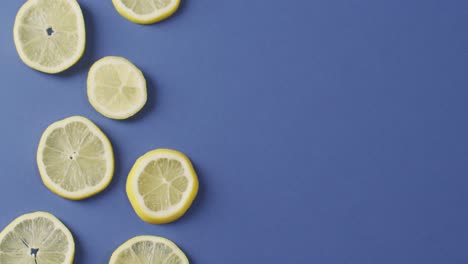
112, 0, 180, 24
0, 212, 75, 264
87, 56, 147, 120
13, 0, 86, 74
127, 149, 199, 224
109, 236, 189, 264
37, 116, 114, 200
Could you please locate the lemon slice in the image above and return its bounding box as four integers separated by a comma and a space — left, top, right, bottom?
110, 236, 189, 264
127, 149, 199, 224
0, 212, 75, 264
112, 0, 180, 24
13, 0, 86, 74
37, 116, 114, 200
87, 56, 147, 120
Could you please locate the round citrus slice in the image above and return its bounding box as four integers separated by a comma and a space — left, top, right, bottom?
0, 212, 75, 264
13, 0, 86, 74
109, 236, 189, 264
127, 149, 199, 224
37, 116, 114, 200
87, 56, 147, 120
112, 0, 180, 24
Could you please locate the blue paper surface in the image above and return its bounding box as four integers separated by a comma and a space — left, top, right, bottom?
0, 0, 467, 263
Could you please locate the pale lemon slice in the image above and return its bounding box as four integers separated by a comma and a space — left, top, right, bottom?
112, 0, 180, 24
0, 212, 75, 264
109, 236, 189, 264
13, 0, 86, 74
127, 149, 199, 224
37, 116, 114, 200
87, 56, 147, 120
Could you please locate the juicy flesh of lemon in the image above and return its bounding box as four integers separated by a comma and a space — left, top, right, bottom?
16, 0, 83, 69
120, 0, 172, 14
0, 217, 70, 264
92, 63, 144, 115
42, 121, 108, 192
138, 158, 189, 212
113, 240, 183, 264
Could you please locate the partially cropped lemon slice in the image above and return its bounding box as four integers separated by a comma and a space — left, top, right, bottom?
87, 56, 147, 120
127, 149, 199, 224
37, 116, 114, 200
110, 236, 189, 264
112, 0, 180, 24
13, 0, 86, 74
0, 212, 75, 264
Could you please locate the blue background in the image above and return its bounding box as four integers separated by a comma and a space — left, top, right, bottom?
1, 0, 468, 263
